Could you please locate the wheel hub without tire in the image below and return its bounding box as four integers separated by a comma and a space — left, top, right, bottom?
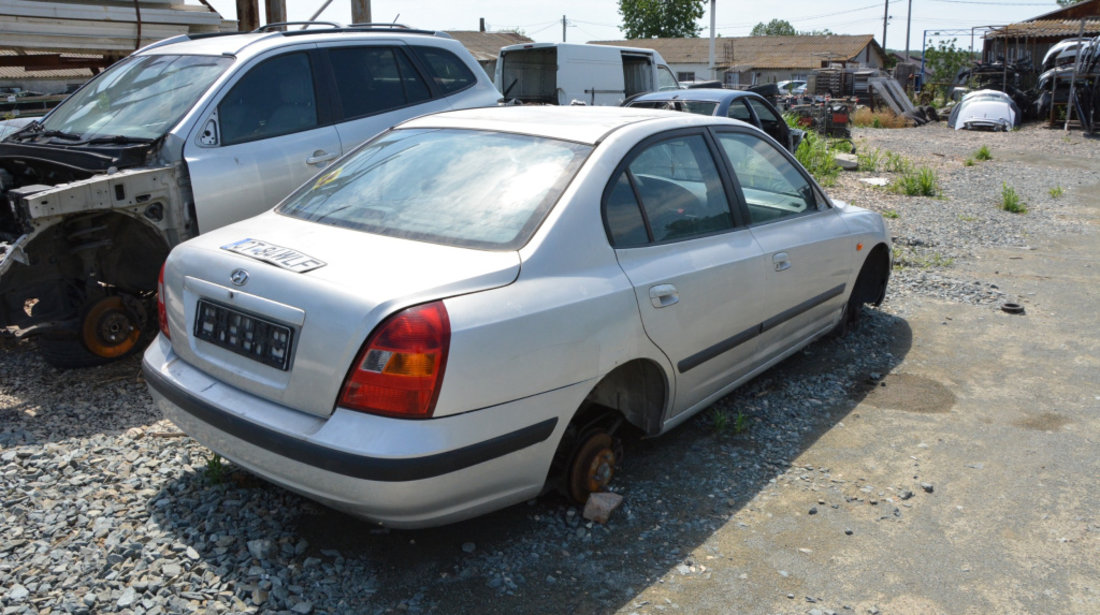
568, 432, 619, 503
82, 296, 141, 359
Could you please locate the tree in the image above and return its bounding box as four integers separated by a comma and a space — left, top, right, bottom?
751, 19, 797, 37
923, 38, 972, 86
618, 0, 706, 39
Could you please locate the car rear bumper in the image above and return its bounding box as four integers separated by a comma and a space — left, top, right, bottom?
142, 335, 576, 528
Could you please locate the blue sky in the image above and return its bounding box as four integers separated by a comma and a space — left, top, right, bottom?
201, 0, 1064, 56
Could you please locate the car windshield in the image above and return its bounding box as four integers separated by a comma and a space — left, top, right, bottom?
278, 128, 592, 250
41, 54, 232, 141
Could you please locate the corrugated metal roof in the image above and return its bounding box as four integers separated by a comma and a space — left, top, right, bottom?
591, 35, 880, 70
986, 19, 1100, 39
0, 49, 97, 80
445, 31, 532, 63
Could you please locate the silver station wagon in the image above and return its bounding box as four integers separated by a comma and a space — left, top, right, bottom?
143, 106, 891, 528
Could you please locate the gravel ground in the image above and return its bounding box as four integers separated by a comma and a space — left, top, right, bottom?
1, 121, 1096, 615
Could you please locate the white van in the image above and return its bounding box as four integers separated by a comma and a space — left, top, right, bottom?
496, 42, 680, 106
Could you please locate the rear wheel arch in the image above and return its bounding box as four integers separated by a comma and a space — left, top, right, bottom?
583, 358, 669, 436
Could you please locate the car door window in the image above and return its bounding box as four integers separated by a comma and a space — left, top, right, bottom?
604, 134, 733, 245
410, 46, 477, 94
727, 99, 753, 122
328, 46, 431, 120
717, 132, 817, 224
219, 53, 318, 145
746, 98, 783, 140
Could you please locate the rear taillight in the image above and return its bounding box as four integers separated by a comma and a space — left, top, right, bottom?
338, 301, 450, 418
157, 263, 169, 339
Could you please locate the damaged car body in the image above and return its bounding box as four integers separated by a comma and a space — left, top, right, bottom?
0, 25, 501, 367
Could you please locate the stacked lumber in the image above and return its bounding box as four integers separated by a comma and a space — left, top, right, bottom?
0, 0, 235, 53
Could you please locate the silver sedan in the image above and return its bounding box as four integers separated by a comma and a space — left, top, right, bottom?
143, 106, 890, 528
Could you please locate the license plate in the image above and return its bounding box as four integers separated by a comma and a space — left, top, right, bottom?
194, 300, 293, 370
220, 238, 326, 273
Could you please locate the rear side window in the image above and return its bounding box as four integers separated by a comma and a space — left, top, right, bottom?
328, 47, 431, 120
410, 46, 477, 94
604, 134, 733, 246
277, 128, 590, 250
219, 52, 318, 145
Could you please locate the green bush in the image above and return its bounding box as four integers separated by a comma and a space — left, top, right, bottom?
794, 130, 840, 186
1049, 186, 1064, 198
884, 151, 912, 174
1001, 183, 1026, 213
974, 145, 992, 161
890, 167, 938, 196
857, 148, 882, 172
963, 158, 975, 167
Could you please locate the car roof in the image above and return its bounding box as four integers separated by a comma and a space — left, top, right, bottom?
397, 105, 744, 145
135, 26, 457, 60
629, 88, 763, 105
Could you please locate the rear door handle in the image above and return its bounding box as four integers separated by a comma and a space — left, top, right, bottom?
306, 150, 338, 166
649, 284, 679, 308
773, 252, 791, 272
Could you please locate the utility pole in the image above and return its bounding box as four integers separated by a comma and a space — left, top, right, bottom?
562, 15, 567, 42
881, 0, 889, 54
235, 0, 258, 31
708, 0, 716, 81
265, 0, 286, 28
904, 0, 912, 62
351, 0, 371, 24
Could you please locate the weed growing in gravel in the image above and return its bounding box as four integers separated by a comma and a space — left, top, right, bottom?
711, 408, 749, 436
890, 167, 938, 196
857, 148, 882, 172
963, 158, 975, 167
1049, 186, 1064, 198
1001, 183, 1027, 213
893, 246, 955, 269
833, 140, 854, 154
958, 214, 977, 222
974, 145, 992, 161
205, 454, 227, 484
882, 209, 900, 219
795, 130, 840, 186
884, 151, 912, 174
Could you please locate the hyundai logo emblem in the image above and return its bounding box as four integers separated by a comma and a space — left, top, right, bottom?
230, 268, 249, 287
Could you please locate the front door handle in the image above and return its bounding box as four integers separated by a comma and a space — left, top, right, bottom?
306, 150, 338, 166
773, 252, 791, 272
649, 284, 679, 308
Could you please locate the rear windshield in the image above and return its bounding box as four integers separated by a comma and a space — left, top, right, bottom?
277, 128, 591, 250
628, 100, 719, 116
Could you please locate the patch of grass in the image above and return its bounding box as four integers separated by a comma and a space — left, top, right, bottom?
711, 408, 749, 436
974, 145, 992, 161
204, 454, 227, 484
1049, 186, 1064, 198
857, 148, 882, 172
957, 214, 978, 222
832, 139, 854, 154
852, 107, 910, 128
882, 209, 899, 219
794, 130, 840, 186
883, 151, 912, 174
963, 158, 975, 167
890, 167, 938, 196
893, 246, 955, 270
1001, 183, 1027, 213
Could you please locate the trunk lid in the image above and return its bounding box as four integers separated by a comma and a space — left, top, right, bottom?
165, 211, 520, 418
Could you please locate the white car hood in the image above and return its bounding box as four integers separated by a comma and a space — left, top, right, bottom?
952, 100, 1016, 130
